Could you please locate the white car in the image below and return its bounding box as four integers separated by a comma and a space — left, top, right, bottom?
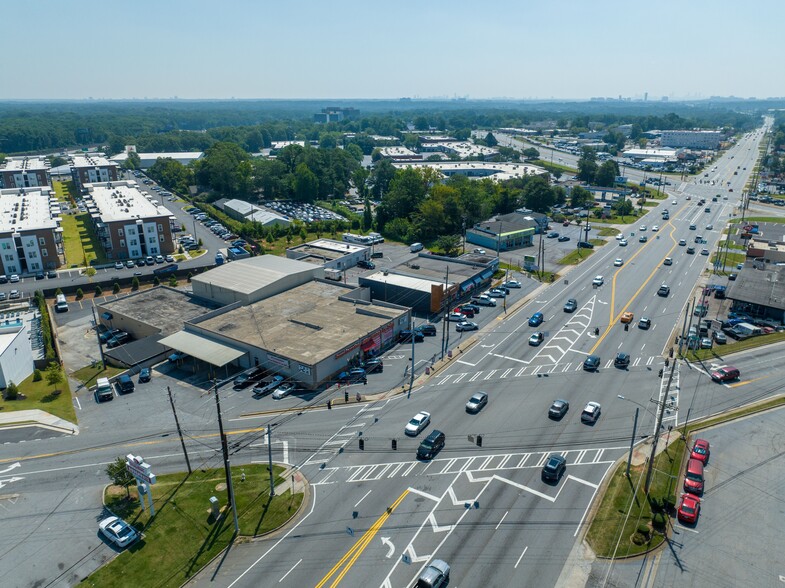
448, 312, 464, 322
99, 516, 139, 548
114, 261, 124, 270
503, 279, 522, 289
581, 401, 602, 424
9, 274, 19, 283
672, 200, 678, 205
272, 382, 296, 399
619, 239, 628, 247
652, 225, 659, 232
706, 224, 713, 230
639, 225, 647, 231
614, 258, 624, 267
592, 275, 604, 286
405, 411, 431, 436
615, 233, 624, 240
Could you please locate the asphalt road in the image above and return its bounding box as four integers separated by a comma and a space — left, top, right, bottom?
0, 125, 777, 587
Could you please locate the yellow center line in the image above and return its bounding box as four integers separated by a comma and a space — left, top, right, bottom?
591, 213, 682, 354
316, 489, 409, 588
728, 374, 771, 388
0, 426, 266, 465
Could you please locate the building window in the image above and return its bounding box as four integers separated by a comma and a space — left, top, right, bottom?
39, 237, 45, 246
120, 240, 125, 248
30, 263, 40, 270
1, 243, 8, 250
4, 254, 13, 261
28, 251, 37, 258
118, 228, 124, 237
147, 226, 155, 234
159, 235, 165, 243
130, 239, 137, 246
158, 224, 163, 233
41, 248, 48, 257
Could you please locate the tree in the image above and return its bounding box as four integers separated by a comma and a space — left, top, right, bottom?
106, 457, 135, 498
94, 285, 102, 297
294, 163, 318, 202
131, 277, 140, 291
122, 151, 141, 170
33, 368, 42, 382
45, 362, 63, 394
75, 288, 83, 300
522, 176, 556, 212
522, 147, 540, 160
570, 185, 594, 209
153, 276, 161, 286
433, 234, 462, 257
362, 197, 373, 231
2, 381, 18, 400
595, 160, 620, 187
55, 288, 63, 296
614, 197, 634, 218
112, 282, 120, 294
168, 275, 178, 287
485, 132, 498, 147
577, 147, 598, 183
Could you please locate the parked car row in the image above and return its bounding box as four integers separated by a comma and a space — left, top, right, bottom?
184, 206, 240, 243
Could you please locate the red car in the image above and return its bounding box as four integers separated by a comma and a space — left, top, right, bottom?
677, 493, 701, 524
563, 220, 570, 227
690, 439, 710, 464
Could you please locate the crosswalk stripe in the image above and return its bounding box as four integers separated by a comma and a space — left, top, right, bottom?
469, 372, 481, 382
484, 369, 497, 380
453, 373, 467, 383
500, 368, 512, 379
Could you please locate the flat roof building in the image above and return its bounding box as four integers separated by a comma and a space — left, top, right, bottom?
392, 161, 546, 182
191, 255, 323, 306
0, 156, 50, 189
286, 238, 369, 270
84, 180, 176, 260
725, 265, 785, 322
0, 186, 64, 274
110, 150, 204, 169
220, 199, 291, 227
661, 130, 722, 150
70, 154, 119, 193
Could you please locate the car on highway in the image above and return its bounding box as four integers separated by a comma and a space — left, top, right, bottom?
663, 257, 673, 266
99, 516, 139, 548
614, 352, 631, 368
706, 224, 714, 230
592, 275, 604, 286
528, 331, 544, 346
638, 317, 652, 330
687, 246, 696, 254
272, 382, 297, 400
728, 273, 737, 281
547, 231, 559, 238
690, 439, 711, 464
548, 399, 569, 419
416, 558, 451, 588
528, 312, 544, 326
620, 311, 634, 323
615, 233, 624, 240
652, 225, 659, 232
672, 200, 678, 205
541, 454, 567, 483
558, 235, 570, 242
465, 391, 488, 414
639, 235, 648, 243
416, 429, 445, 460
689, 224, 697, 230
614, 258, 624, 267
677, 493, 701, 524
619, 239, 628, 246
701, 248, 709, 256
658, 284, 670, 297
563, 298, 577, 313
138, 367, 151, 383
679, 239, 687, 246
710, 365, 739, 382
456, 320, 478, 332
581, 401, 602, 423
583, 355, 601, 371
639, 225, 647, 231
503, 279, 522, 289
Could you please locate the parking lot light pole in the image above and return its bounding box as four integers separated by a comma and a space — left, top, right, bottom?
617, 396, 641, 478
644, 357, 678, 495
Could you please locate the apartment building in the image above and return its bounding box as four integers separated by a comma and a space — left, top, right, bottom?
70, 154, 119, 193
84, 181, 176, 260
0, 187, 64, 274
0, 156, 50, 189
660, 130, 723, 150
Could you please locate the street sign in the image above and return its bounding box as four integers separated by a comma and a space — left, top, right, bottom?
126, 454, 156, 485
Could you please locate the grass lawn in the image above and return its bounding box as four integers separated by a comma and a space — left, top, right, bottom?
682, 331, 785, 361
558, 248, 596, 265
586, 437, 686, 558
733, 216, 785, 224
71, 363, 126, 387
0, 368, 76, 424
85, 464, 302, 588
711, 251, 745, 266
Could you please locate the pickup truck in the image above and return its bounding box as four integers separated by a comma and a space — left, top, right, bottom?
252, 375, 284, 396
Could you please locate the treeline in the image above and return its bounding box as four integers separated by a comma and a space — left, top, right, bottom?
0, 100, 761, 154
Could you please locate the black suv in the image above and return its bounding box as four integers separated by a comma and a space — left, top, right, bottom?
399, 329, 424, 343
541, 454, 566, 483
418, 324, 437, 336
583, 355, 601, 371
357, 259, 376, 270
417, 430, 445, 460
658, 285, 670, 297
614, 352, 630, 368
548, 399, 569, 419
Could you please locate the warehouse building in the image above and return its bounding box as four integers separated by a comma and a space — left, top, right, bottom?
191, 255, 323, 306
219, 199, 291, 227
0, 186, 64, 274
110, 149, 204, 169
286, 238, 369, 270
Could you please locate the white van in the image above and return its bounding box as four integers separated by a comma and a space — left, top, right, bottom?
95, 377, 113, 402
410, 242, 424, 253
55, 294, 68, 313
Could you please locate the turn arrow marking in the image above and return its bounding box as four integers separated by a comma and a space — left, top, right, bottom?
381, 536, 395, 559
0, 462, 20, 475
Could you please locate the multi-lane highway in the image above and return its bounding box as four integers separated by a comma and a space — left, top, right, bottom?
0, 124, 776, 588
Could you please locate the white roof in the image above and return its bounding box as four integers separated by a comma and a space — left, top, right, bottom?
0, 187, 59, 233
70, 154, 117, 169
86, 181, 172, 223
1, 156, 49, 172
192, 255, 317, 295
392, 161, 547, 182
364, 271, 447, 294
158, 331, 245, 367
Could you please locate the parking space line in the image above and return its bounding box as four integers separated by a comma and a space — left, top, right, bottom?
402, 462, 419, 477
496, 511, 509, 530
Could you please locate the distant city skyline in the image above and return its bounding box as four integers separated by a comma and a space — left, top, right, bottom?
2, 0, 782, 101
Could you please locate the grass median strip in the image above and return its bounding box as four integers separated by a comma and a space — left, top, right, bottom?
85, 463, 302, 588
682, 331, 785, 361
0, 370, 76, 424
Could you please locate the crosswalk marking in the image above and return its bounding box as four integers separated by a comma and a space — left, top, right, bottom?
484, 369, 497, 380
516, 367, 527, 377
453, 373, 466, 383
500, 368, 512, 379
469, 372, 481, 382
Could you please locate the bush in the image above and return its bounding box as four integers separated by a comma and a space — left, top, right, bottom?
75, 288, 83, 300
168, 275, 178, 287
55, 288, 63, 296
652, 512, 667, 532
636, 523, 650, 537
186, 272, 193, 283
3, 381, 18, 400
33, 369, 42, 382
94, 285, 103, 297
153, 276, 161, 286
131, 277, 140, 291
112, 282, 120, 294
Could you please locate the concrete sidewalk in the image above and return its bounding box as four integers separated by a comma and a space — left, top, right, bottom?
0, 408, 79, 435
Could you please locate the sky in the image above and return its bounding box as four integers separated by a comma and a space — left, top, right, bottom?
2, 0, 783, 101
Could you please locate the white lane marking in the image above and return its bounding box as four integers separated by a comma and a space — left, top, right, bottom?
469, 372, 482, 382
500, 368, 512, 379
407, 486, 440, 502
456, 359, 477, 366
279, 559, 301, 583
452, 373, 467, 383
496, 511, 509, 530
674, 524, 700, 534
515, 546, 529, 569
74, 397, 82, 411
483, 369, 497, 380
354, 489, 372, 507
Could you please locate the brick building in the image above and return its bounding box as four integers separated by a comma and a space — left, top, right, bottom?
0, 187, 64, 274
0, 157, 50, 189
70, 154, 119, 193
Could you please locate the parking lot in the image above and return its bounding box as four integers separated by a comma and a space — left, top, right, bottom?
651, 407, 785, 587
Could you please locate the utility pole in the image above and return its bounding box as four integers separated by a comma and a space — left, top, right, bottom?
90, 305, 107, 370
443, 267, 450, 359
645, 355, 677, 494
213, 379, 240, 534
626, 407, 639, 478
677, 300, 692, 356
408, 315, 416, 397
536, 224, 544, 280
167, 386, 191, 474
267, 424, 275, 497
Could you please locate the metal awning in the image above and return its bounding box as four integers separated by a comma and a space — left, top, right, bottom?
158, 331, 245, 367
